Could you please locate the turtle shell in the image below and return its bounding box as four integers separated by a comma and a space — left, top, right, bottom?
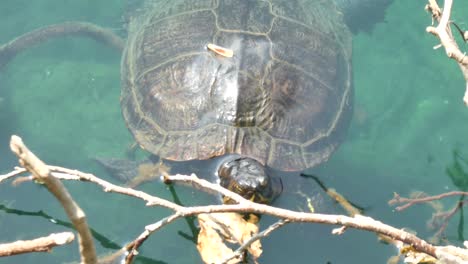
121, 0, 353, 171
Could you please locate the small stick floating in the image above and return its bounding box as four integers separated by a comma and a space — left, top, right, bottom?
207, 43, 233, 58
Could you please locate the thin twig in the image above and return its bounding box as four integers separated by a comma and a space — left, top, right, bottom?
0, 232, 74, 256
124, 213, 182, 264
47, 165, 184, 212
0, 167, 27, 183
390, 191, 468, 211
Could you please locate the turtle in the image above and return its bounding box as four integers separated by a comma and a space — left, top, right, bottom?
114, 0, 359, 205
0, 0, 393, 206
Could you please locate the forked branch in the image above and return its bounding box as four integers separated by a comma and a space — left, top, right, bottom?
426, 0, 468, 105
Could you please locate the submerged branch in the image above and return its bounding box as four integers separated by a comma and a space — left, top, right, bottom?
390, 191, 468, 211
0, 22, 124, 69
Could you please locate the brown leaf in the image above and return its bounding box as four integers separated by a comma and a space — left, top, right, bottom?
197, 213, 262, 264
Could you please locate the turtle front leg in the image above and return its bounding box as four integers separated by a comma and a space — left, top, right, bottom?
95, 157, 170, 188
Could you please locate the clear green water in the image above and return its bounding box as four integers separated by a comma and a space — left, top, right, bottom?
1, 1, 468, 263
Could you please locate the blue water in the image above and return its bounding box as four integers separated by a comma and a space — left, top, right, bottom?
1, 1, 468, 263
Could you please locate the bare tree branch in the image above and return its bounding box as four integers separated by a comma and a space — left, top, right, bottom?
8, 135, 97, 264
17, 165, 442, 259
426, 0, 468, 105
0, 232, 74, 256
5, 135, 468, 262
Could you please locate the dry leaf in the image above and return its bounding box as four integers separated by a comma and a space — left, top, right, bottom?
197, 213, 262, 264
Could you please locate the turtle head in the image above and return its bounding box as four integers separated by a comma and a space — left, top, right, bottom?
335, 0, 393, 33
218, 157, 283, 205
